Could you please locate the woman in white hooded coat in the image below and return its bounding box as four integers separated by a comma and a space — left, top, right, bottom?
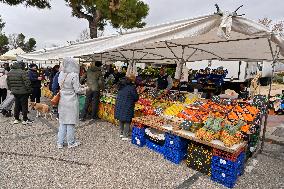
57, 57, 85, 149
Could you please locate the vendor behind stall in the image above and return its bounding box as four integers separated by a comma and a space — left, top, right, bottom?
156, 67, 173, 91
239, 83, 249, 99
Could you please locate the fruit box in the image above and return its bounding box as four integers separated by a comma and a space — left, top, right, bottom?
186, 141, 213, 176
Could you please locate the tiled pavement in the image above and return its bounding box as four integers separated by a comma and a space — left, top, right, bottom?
0, 110, 283, 188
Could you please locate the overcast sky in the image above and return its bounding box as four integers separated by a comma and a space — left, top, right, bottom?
0, 0, 283, 49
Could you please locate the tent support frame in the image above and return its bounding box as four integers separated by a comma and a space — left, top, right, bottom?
165, 40, 222, 80
165, 41, 186, 80
259, 40, 281, 154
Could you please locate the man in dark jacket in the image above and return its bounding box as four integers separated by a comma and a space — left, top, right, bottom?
51, 71, 60, 117
7, 61, 33, 125
52, 72, 60, 96
49, 65, 60, 93
156, 67, 173, 91
28, 64, 42, 103
80, 61, 105, 121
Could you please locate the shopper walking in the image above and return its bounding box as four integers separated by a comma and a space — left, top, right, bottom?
49, 65, 60, 93
80, 61, 104, 121
0, 69, 8, 103
57, 57, 85, 149
7, 61, 33, 125
28, 64, 42, 103
51, 67, 61, 117
114, 75, 139, 140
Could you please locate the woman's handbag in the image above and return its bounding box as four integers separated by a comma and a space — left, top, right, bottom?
51, 74, 68, 106
50, 92, 60, 106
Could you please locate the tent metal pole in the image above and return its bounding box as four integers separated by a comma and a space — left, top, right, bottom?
177, 46, 186, 81
179, 49, 198, 80
131, 50, 135, 67
135, 52, 149, 64
185, 49, 198, 62
259, 39, 280, 154
165, 41, 185, 83
117, 50, 128, 62
165, 41, 182, 62
167, 41, 223, 60
115, 49, 168, 59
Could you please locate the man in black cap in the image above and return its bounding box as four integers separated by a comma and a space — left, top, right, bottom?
7, 61, 33, 125
80, 61, 105, 121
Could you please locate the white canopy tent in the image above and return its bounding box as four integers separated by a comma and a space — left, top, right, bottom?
1, 47, 25, 61
18, 13, 284, 64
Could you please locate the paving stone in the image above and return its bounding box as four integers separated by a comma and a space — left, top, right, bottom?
0, 109, 284, 188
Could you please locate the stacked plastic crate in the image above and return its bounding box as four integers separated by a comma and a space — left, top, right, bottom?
163, 133, 188, 164
186, 141, 213, 175
145, 128, 166, 155
131, 125, 146, 147
146, 139, 166, 154
246, 115, 261, 159
211, 148, 246, 188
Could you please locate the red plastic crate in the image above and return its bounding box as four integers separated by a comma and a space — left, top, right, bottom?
132, 122, 144, 128
213, 147, 245, 162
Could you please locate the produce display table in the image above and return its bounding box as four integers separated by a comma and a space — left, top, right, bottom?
132, 116, 246, 153
175, 130, 246, 153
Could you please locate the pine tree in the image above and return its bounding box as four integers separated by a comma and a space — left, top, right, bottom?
0, 16, 9, 54
0, 0, 50, 8
65, 0, 149, 38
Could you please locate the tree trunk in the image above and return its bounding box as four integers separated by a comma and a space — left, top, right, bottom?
89, 20, 98, 39
89, 10, 102, 39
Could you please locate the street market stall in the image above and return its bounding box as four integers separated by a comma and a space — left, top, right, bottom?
18, 9, 284, 188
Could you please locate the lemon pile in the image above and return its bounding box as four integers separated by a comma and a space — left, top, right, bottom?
164, 103, 184, 116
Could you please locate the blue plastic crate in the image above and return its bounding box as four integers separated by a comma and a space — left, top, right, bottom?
146, 139, 165, 155
237, 164, 245, 176
131, 134, 146, 147
164, 148, 187, 164
212, 152, 245, 171
165, 133, 188, 150
132, 126, 145, 137
211, 165, 241, 188
211, 174, 236, 188
211, 165, 238, 180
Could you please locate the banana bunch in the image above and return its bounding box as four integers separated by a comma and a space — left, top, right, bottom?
164, 104, 184, 116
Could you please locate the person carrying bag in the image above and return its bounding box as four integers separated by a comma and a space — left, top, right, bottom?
51, 74, 68, 106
